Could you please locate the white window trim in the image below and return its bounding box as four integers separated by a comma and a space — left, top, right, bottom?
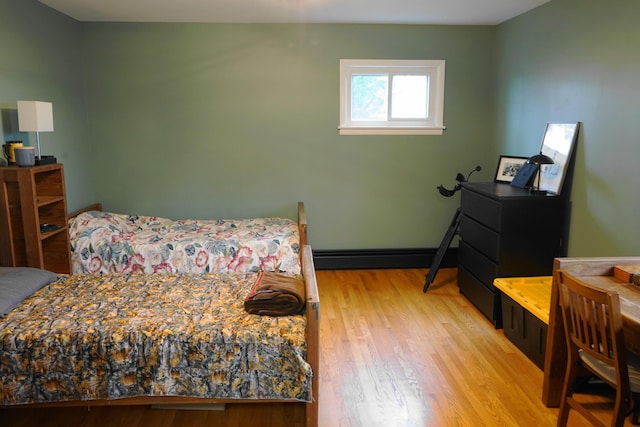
339, 59, 446, 136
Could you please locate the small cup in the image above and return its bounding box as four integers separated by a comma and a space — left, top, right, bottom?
14, 147, 36, 167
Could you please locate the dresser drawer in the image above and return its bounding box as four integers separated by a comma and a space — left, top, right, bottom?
460, 187, 501, 231
459, 241, 498, 287
455, 182, 567, 328
458, 266, 502, 327
459, 215, 500, 261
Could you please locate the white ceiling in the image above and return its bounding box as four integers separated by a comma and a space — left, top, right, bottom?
38, 0, 550, 25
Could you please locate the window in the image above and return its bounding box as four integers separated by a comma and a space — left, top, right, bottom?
339, 59, 446, 136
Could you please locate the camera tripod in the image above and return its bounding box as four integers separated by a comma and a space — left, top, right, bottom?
423, 166, 481, 292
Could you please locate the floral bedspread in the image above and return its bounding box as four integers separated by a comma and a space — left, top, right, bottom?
0, 273, 311, 405
69, 211, 301, 275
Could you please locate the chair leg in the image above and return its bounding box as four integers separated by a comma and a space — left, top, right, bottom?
557, 399, 571, 427
557, 361, 580, 427
625, 394, 640, 424
612, 392, 630, 427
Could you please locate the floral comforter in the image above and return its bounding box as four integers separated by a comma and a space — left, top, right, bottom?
0, 273, 311, 405
69, 211, 301, 275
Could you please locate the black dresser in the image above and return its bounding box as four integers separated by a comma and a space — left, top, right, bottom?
457, 182, 566, 327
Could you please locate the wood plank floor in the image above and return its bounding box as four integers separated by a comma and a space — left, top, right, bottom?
0, 268, 631, 426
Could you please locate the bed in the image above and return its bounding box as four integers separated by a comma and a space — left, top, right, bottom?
0, 245, 320, 427
68, 202, 308, 275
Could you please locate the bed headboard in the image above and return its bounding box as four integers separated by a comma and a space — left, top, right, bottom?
68, 203, 103, 220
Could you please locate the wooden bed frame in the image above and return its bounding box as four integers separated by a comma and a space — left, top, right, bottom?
7, 203, 319, 427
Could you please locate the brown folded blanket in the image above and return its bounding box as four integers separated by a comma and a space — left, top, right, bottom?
244, 271, 306, 316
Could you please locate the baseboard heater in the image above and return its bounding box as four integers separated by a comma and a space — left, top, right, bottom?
312, 247, 458, 270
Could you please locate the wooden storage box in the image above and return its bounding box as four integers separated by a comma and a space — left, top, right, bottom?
495, 277, 552, 369
501, 293, 547, 369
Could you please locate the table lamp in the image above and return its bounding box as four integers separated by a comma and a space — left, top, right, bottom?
17, 100, 56, 165
527, 153, 554, 194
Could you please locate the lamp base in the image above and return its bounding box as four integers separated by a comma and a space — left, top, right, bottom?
35, 155, 57, 166
529, 188, 548, 195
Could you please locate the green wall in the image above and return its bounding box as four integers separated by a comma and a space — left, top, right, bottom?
1, 2, 498, 251
495, 0, 640, 256
79, 23, 497, 250
5, 0, 636, 256
0, 0, 92, 210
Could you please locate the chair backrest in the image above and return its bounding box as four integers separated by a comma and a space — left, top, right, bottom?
557, 270, 629, 389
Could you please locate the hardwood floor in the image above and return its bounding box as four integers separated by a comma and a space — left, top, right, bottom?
0, 268, 631, 426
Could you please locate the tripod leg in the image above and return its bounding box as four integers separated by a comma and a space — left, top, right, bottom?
423, 209, 461, 292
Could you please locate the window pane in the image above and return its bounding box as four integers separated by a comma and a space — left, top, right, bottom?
391, 75, 428, 119
350, 74, 388, 121
339, 59, 445, 135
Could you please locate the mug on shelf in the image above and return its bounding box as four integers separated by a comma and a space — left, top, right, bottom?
2, 141, 24, 165
14, 146, 36, 167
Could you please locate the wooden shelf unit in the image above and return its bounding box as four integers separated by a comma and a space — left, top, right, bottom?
0, 164, 70, 273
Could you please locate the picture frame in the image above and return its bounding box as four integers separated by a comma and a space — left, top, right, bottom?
537, 122, 580, 194
494, 155, 528, 183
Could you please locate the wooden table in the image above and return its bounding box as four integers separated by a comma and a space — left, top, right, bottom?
542, 256, 640, 407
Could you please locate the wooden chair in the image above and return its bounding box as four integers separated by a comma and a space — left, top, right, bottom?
556, 270, 640, 427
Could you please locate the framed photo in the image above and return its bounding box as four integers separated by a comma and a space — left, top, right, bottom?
538, 122, 580, 194
494, 155, 528, 183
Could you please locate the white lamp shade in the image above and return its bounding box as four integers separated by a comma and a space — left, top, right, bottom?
17, 101, 54, 132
